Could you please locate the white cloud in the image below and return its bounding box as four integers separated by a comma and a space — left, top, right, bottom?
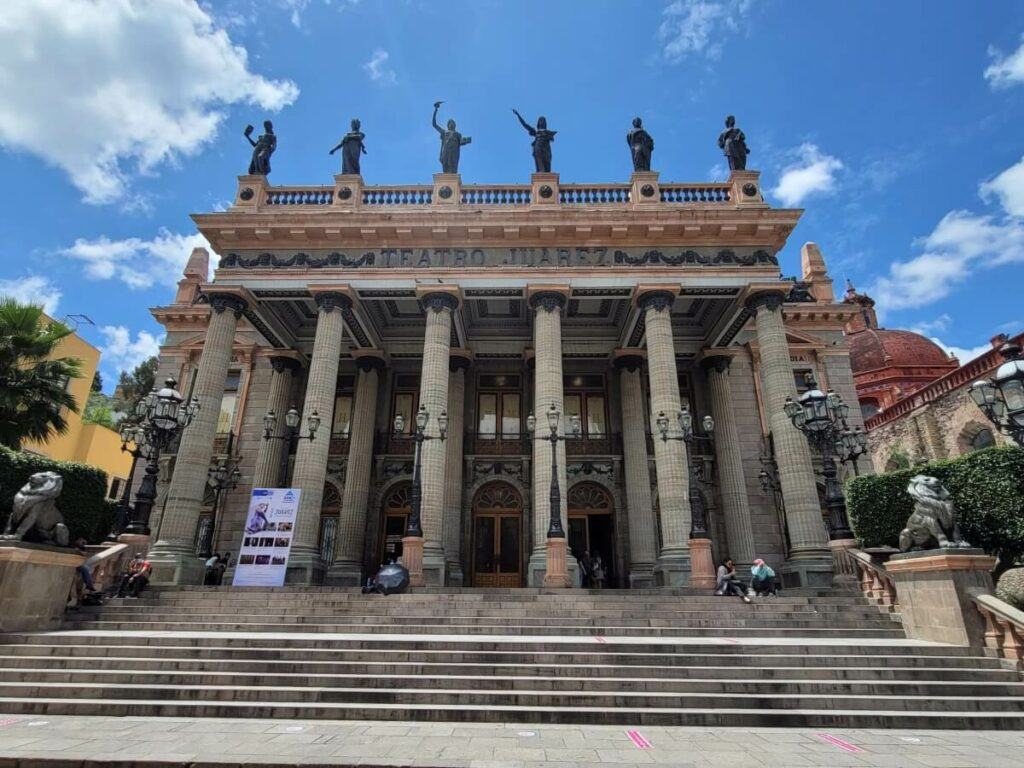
100, 326, 164, 374
0, 275, 62, 315
985, 35, 1024, 88
363, 49, 397, 85
908, 314, 953, 336
927, 337, 990, 366
980, 156, 1024, 218
0, 0, 299, 204
658, 0, 751, 62
771, 144, 844, 206
63, 230, 212, 291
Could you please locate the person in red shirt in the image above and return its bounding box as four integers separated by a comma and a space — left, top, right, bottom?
117, 554, 152, 598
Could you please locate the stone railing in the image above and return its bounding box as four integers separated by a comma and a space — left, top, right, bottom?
973, 591, 1024, 671
461, 186, 531, 205
559, 184, 631, 204
849, 548, 899, 612
363, 186, 433, 206
264, 186, 334, 206
660, 184, 731, 203
74, 542, 132, 600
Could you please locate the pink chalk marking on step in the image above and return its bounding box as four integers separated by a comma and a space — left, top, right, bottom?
721, 638, 740, 644
594, 636, 607, 643
0, 719, 21, 729
626, 729, 652, 749
816, 733, 864, 753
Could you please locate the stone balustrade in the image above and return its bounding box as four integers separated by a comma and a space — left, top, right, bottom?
849, 548, 899, 612
973, 591, 1024, 671
265, 187, 334, 206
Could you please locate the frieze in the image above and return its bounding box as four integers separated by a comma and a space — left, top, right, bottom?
567, 461, 614, 479
382, 460, 414, 479
220, 247, 778, 271
472, 461, 525, 484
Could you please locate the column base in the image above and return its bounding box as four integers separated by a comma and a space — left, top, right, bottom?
446, 561, 465, 587
528, 549, 580, 587
422, 544, 447, 587
542, 537, 572, 589
324, 558, 365, 586
688, 538, 717, 590
886, 548, 996, 648
401, 536, 425, 587
828, 537, 861, 583
779, 551, 834, 589
654, 547, 692, 587
146, 542, 206, 586
284, 545, 324, 585
628, 563, 655, 589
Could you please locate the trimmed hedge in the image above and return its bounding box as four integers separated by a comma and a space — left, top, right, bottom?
846, 446, 1024, 569
0, 445, 118, 543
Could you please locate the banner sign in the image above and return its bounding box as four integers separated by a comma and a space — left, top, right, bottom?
232, 488, 300, 587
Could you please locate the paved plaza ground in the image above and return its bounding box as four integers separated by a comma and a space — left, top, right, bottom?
0, 715, 1022, 768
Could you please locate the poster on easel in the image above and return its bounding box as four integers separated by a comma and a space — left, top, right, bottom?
232, 488, 300, 587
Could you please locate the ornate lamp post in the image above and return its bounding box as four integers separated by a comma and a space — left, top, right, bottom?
970, 340, 1024, 446
527, 403, 581, 588
125, 378, 199, 536
107, 420, 148, 539
656, 406, 717, 588
782, 373, 857, 541
262, 405, 320, 487
394, 403, 448, 586
197, 448, 241, 558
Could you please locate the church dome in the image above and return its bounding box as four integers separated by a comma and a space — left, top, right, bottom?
848, 327, 955, 373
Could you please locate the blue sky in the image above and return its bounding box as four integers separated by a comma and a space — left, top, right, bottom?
1, 0, 1023, 390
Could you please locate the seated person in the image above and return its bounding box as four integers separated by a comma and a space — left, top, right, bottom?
715, 558, 751, 603
750, 558, 778, 597
117, 554, 152, 598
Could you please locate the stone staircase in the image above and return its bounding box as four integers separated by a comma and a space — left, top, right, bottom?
0, 586, 1022, 728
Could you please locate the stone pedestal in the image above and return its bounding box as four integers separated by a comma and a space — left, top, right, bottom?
542, 537, 572, 589
0, 542, 84, 632
689, 538, 717, 589
401, 536, 425, 588
886, 549, 996, 648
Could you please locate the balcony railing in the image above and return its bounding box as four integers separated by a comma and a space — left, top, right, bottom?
363, 186, 433, 206
265, 187, 334, 206
559, 185, 631, 204
461, 186, 531, 205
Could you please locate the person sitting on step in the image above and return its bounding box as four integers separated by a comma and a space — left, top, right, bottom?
750, 558, 778, 597
117, 553, 152, 598
715, 558, 751, 603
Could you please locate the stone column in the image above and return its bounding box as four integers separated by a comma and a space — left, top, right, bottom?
444, 353, 470, 586
702, 354, 756, 568
150, 293, 246, 585
415, 290, 459, 585
289, 291, 349, 584
614, 351, 656, 588
527, 291, 569, 587
251, 356, 299, 489
747, 291, 832, 586
639, 291, 692, 586
326, 353, 384, 585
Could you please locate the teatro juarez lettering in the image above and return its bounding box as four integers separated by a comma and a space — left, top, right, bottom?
219, 246, 779, 271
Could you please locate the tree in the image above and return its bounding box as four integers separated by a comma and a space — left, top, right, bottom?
0, 299, 82, 449
83, 392, 117, 430
91, 370, 103, 392
116, 356, 158, 412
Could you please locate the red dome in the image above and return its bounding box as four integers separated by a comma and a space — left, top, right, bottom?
849, 327, 954, 373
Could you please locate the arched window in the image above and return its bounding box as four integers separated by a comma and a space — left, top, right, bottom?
970, 427, 995, 452
959, 422, 996, 454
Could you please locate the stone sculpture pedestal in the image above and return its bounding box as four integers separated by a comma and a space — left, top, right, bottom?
688, 538, 717, 589
401, 536, 425, 588
886, 548, 996, 648
0, 542, 84, 632
542, 537, 572, 589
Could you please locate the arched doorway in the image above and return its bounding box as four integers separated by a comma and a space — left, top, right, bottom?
319, 483, 341, 566
471, 481, 523, 587
378, 482, 412, 566
568, 482, 616, 586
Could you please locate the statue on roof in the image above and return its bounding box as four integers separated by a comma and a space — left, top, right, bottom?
329, 118, 367, 175
244, 120, 276, 176
512, 109, 557, 173
717, 115, 749, 172
432, 102, 471, 174
627, 117, 654, 172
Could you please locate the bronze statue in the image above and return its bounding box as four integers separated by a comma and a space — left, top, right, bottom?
898, 475, 970, 551
1, 472, 69, 547
717, 115, 749, 171
432, 102, 471, 174
627, 117, 654, 172
512, 109, 557, 173
329, 118, 367, 175
244, 120, 277, 176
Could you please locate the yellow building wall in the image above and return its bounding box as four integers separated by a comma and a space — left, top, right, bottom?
76, 423, 133, 492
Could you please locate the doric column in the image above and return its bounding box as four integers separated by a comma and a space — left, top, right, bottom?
252, 356, 299, 488
747, 291, 832, 585
327, 352, 385, 585
639, 290, 692, 586
417, 290, 459, 585
443, 353, 471, 585
702, 354, 756, 568
614, 350, 656, 588
150, 292, 246, 584
289, 291, 349, 584
527, 290, 569, 586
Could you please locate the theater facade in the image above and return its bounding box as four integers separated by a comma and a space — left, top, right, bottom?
144, 169, 870, 589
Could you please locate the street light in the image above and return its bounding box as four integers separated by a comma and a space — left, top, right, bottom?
782, 373, 859, 541
262, 404, 319, 487
125, 378, 199, 535
970, 340, 1024, 446
393, 403, 447, 586
655, 406, 715, 538
197, 438, 241, 558
107, 421, 149, 539
527, 403, 581, 587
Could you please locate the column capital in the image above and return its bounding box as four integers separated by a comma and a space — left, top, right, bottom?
700, 354, 732, 374
745, 290, 786, 314
269, 355, 301, 373
636, 289, 677, 313
528, 291, 567, 313
207, 292, 248, 317
354, 350, 388, 372
420, 292, 460, 313
449, 348, 473, 372
612, 348, 647, 372
314, 291, 352, 313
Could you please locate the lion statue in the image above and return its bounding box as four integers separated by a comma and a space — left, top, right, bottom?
898, 475, 969, 552
1, 472, 70, 547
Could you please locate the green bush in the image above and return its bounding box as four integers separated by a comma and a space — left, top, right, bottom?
846, 446, 1024, 569
0, 445, 118, 543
